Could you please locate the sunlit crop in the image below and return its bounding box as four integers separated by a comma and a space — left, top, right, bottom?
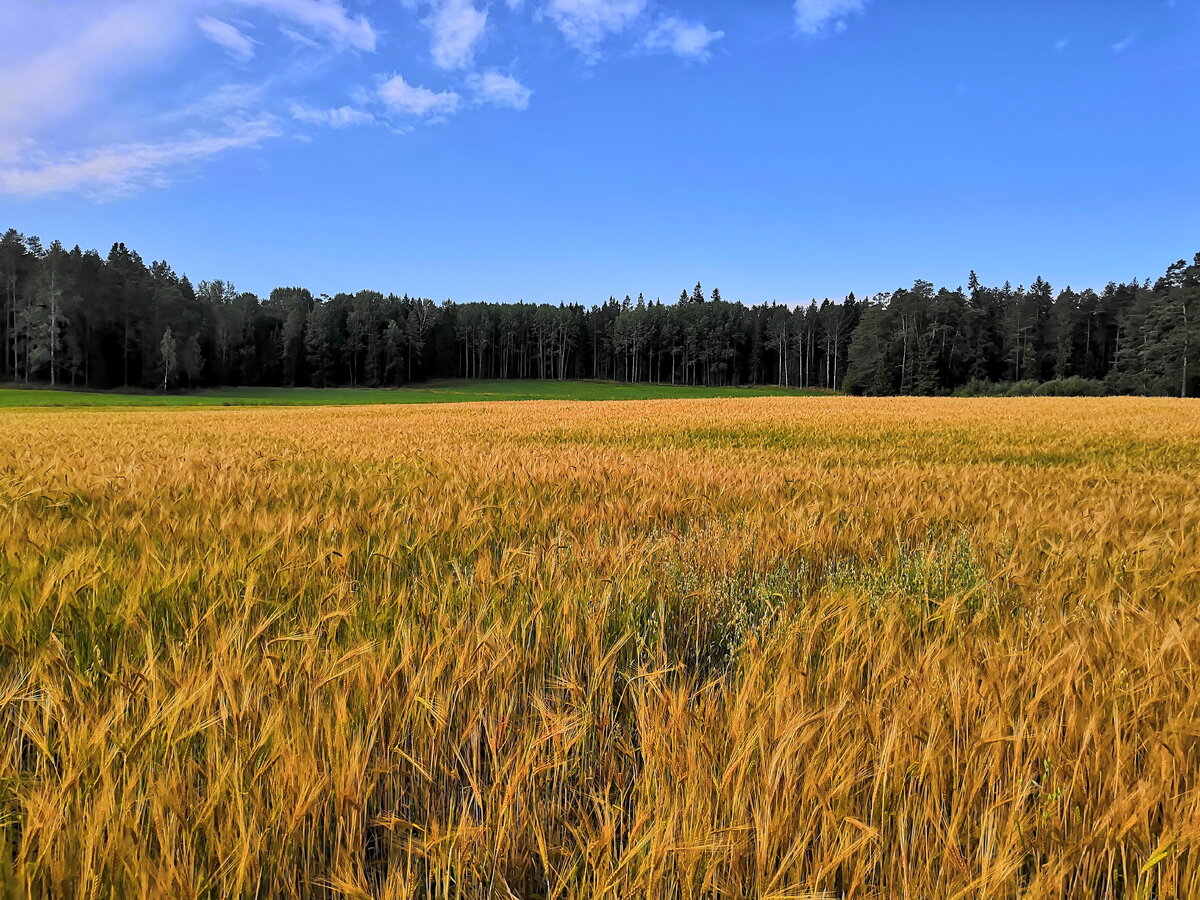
1, 397, 1198, 898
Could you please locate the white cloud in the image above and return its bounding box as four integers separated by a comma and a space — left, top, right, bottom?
232, 0, 377, 51
543, 0, 647, 58
378, 75, 461, 117
1055, 38, 1069, 51
197, 16, 257, 61
0, 118, 281, 198
1112, 32, 1135, 52
427, 0, 489, 69
794, 0, 865, 36
469, 71, 532, 110
290, 103, 375, 126
644, 16, 724, 60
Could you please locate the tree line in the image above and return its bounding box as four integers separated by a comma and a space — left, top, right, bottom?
2, 227, 1195, 397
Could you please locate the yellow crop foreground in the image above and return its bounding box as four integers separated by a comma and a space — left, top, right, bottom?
1, 397, 1198, 899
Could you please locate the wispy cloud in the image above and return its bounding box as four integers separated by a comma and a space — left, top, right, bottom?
644, 16, 724, 61
1055, 38, 1069, 51
469, 71, 532, 110
232, 0, 377, 51
162, 83, 270, 124
1, 0, 737, 198
794, 0, 866, 36
290, 104, 375, 127
378, 74, 461, 117
0, 3, 185, 143
197, 16, 258, 61
1112, 32, 1135, 52
543, 0, 647, 59
426, 0, 489, 69
0, 0, 386, 198
279, 25, 323, 48
0, 118, 281, 198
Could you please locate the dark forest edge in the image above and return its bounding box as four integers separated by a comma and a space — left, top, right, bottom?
2, 228, 1196, 398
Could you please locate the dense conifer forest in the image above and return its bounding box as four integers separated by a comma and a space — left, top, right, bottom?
2, 228, 1195, 396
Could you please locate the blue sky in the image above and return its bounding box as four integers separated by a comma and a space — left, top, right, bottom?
1, 1, 1197, 304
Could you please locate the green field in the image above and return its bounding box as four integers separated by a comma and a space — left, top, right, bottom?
0, 380, 828, 407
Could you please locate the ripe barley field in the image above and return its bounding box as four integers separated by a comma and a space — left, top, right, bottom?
1, 397, 1198, 899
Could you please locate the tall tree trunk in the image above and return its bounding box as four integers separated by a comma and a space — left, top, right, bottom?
49, 274, 57, 387
833, 327, 840, 389
1182, 300, 1189, 399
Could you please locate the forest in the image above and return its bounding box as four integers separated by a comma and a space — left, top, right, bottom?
2, 227, 1195, 397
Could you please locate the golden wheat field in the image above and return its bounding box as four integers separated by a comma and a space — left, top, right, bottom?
1, 397, 1199, 899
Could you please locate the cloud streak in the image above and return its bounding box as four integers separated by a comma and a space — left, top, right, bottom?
290, 104, 375, 127
232, 0, 377, 50
1111, 32, 1135, 52
197, 16, 258, 61
0, 118, 281, 198
0, 3, 185, 144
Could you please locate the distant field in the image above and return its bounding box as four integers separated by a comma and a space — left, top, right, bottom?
2, 398, 1197, 897
0, 380, 828, 407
